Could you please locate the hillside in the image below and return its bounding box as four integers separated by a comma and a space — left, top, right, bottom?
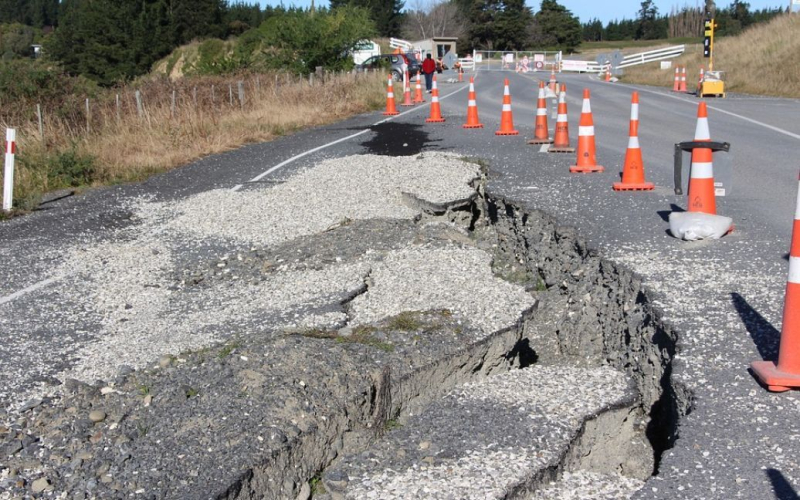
621, 14, 800, 98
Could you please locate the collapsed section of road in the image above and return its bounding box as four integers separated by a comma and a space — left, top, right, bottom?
0, 154, 686, 499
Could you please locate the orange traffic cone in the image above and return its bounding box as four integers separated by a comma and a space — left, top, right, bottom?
413, 74, 425, 103
458, 71, 463, 83
528, 81, 551, 144
751, 173, 800, 391
672, 67, 681, 92
548, 69, 557, 94
605, 68, 611, 82
679, 67, 688, 92
383, 78, 399, 116
613, 92, 654, 191
462, 77, 483, 129
687, 102, 716, 214
495, 79, 519, 136
570, 89, 604, 173
426, 76, 445, 123
400, 71, 414, 107
548, 84, 574, 153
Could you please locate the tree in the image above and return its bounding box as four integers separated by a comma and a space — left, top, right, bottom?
402, 0, 466, 41
636, 0, 665, 40
531, 0, 581, 52
582, 18, 604, 42
258, 6, 376, 73
329, 0, 405, 37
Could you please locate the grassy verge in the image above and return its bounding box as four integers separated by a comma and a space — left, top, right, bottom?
0, 70, 386, 216
620, 15, 800, 98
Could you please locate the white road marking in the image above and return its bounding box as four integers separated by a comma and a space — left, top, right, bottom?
612, 82, 800, 141
539, 144, 549, 153
0, 276, 63, 307
233, 82, 472, 191
3, 81, 474, 304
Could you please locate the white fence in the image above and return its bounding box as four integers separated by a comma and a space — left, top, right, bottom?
561, 44, 685, 73
617, 45, 685, 69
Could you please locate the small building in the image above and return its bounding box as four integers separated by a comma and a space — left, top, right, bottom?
31, 44, 42, 59
412, 37, 458, 59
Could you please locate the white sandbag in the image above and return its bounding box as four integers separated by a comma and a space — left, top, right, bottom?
669, 211, 733, 241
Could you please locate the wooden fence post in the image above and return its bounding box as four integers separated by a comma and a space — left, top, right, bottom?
36, 104, 44, 143
135, 90, 143, 118
238, 81, 245, 110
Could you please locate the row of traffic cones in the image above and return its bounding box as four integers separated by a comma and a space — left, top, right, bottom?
383, 73, 428, 115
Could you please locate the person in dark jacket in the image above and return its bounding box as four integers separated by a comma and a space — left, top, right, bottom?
421, 54, 436, 92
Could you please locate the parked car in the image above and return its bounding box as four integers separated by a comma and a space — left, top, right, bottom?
356, 53, 421, 81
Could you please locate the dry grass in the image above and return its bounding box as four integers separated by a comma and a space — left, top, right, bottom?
620, 14, 800, 98
1, 70, 386, 213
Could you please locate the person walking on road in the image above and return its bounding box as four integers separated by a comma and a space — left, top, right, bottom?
422, 54, 436, 93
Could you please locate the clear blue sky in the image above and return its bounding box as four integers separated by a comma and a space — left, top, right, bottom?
258, 0, 788, 23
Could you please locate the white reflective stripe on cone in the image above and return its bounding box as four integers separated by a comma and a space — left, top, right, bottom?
578, 126, 594, 136
789, 256, 800, 284
468, 100, 476, 106
432, 96, 439, 102
502, 104, 511, 111
628, 136, 640, 148
795, 179, 800, 219
631, 103, 639, 120
537, 108, 547, 116
694, 118, 710, 140
504, 86, 510, 96
557, 114, 567, 122
387, 93, 394, 98
690, 161, 714, 179
582, 99, 591, 113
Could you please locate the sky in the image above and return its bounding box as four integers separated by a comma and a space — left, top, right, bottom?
257, 0, 790, 24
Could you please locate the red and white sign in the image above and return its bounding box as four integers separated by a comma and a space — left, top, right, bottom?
561, 60, 591, 72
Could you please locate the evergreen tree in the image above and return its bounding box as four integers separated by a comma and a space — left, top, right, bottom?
329, 0, 405, 37
532, 0, 581, 52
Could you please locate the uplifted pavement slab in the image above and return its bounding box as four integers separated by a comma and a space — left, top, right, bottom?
0, 154, 541, 499
320, 365, 647, 499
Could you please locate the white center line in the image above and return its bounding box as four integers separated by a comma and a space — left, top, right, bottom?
232, 80, 473, 191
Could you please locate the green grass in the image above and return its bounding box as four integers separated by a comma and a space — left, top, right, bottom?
384, 418, 402, 431
217, 340, 242, 359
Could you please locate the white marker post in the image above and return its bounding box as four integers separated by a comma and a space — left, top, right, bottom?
3, 128, 15, 212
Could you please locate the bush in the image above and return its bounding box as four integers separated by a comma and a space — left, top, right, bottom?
45, 149, 96, 188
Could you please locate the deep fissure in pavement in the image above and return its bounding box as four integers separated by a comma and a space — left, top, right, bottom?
228, 182, 692, 498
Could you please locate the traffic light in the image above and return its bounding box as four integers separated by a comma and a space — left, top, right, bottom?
704, 19, 713, 57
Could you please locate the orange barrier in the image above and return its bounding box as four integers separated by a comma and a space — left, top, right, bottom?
463, 77, 484, 129
425, 76, 445, 123
570, 89, 604, 173
687, 102, 717, 214
383, 78, 399, 116
413, 74, 425, 103
751, 173, 800, 392
528, 81, 551, 144
613, 92, 654, 191
495, 79, 519, 136
548, 84, 574, 153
